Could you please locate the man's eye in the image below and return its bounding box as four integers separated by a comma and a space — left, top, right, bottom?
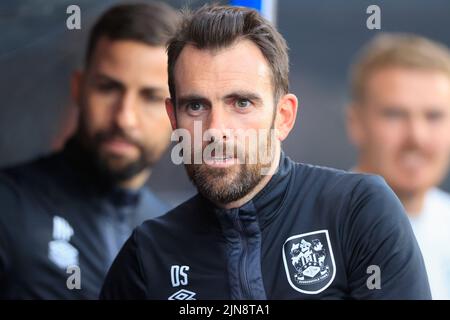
235, 99, 251, 109
187, 102, 204, 112
143, 94, 164, 104
426, 111, 444, 122
96, 82, 118, 92
382, 109, 404, 119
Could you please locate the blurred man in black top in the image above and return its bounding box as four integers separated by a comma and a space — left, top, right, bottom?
0, 2, 178, 299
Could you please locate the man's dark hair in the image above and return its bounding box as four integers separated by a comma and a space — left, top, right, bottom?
85, 2, 179, 66
167, 5, 289, 103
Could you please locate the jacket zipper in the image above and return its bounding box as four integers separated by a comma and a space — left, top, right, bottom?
235, 214, 252, 299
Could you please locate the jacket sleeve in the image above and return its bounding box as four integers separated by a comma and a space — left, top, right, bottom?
345, 175, 431, 299
99, 229, 148, 300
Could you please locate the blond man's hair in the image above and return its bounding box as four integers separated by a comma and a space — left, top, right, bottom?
350, 33, 450, 102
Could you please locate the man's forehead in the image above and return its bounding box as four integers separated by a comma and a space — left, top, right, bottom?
363, 67, 450, 103
174, 40, 272, 95
87, 38, 168, 87
367, 67, 450, 91
177, 40, 269, 69
90, 37, 167, 69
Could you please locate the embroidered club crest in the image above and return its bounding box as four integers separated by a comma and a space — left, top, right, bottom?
282, 230, 336, 294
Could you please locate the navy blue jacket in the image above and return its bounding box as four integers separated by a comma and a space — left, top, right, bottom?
100, 152, 431, 299
0, 139, 168, 299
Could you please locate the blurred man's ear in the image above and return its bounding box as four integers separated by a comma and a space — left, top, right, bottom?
165, 98, 177, 130
346, 104, 365, 147
70, 70, 84, 108
275, 93, 298, 141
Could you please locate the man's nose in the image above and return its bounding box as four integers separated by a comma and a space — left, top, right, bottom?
406, 117, 428, 147
115, 93, 138, 130
206, 106, 231, 142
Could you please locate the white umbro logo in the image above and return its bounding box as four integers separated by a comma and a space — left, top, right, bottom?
168, 289, 196, 300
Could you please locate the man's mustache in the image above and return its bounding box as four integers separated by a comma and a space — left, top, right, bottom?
195, 142, 255, 165
397, 145, 432, 158
96, 130, 141, 149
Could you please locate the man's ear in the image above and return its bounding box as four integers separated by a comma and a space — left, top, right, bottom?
346, 103, 364, 147
70, 70, 84, 108
165, 98, 177, 130
274, 93, 298, 141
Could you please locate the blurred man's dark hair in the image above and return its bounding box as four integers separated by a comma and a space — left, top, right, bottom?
85, 1, 179, 67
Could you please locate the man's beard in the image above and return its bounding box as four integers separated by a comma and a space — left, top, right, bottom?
185, 127, 276, 205
78, 127, 152, 184
94, 149, 148, 183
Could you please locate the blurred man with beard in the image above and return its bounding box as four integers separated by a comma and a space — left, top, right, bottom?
0, 2, 178, 299
100, 5, 430, 300
347, 34, 450, 299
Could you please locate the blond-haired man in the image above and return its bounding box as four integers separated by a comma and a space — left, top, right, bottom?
347, 33, 450, 299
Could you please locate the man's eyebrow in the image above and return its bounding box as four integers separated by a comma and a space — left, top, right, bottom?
223, 91, 263, 103
140, 87, 166, 96
93, 73, 165, 94
177, 94, 211, 107
93, 73, 124, 87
